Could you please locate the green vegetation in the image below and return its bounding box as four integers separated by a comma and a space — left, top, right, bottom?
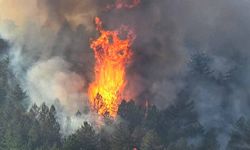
0, 55, 248, 150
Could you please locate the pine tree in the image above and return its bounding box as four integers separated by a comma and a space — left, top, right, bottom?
29, 104, 40, 119
118, 100, 145, 130
63, 122, 99, 150
198, 129, 219, 150
0, 38, 8, 55
167, 138, 193, 150
189, 52, 213, 76
99, 128, 112, 150
141, 130, 163, 150
1, 127, 21, 150
27, 120, 41, 150
7, 83, 27, 103
227, 117, 250, 150
143, 105, 159, 129
0, 100, 30, 150
47, 105, 61, 146
0, 57, 9, 105
111, 123, 133, 150
131, 126, 147, 149
156, 90, 203, 145
38, 104, 61, 149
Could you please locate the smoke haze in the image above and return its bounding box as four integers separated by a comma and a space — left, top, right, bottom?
1, 0, 250, 147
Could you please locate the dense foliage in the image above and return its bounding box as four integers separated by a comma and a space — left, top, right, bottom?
0, 54, 248, 150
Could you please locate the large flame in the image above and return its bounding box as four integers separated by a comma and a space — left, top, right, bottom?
88, 17, 135, 118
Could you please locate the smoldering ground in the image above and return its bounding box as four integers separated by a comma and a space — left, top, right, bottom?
1, 0, 250, 147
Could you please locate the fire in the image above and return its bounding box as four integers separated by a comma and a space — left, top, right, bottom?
88, 17, 135, 118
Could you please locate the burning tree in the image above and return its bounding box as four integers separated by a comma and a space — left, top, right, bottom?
88, 17, 135, 118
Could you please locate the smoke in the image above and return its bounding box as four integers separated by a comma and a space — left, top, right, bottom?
26, 57, 87, 114
1, 0, 250, 147
100, 0, 250, 114
37, 0, 98, 30
99, 0, 250, 148
0, 0, 98, 134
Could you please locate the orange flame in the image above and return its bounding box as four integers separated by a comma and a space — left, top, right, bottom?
88, 17, 135, 118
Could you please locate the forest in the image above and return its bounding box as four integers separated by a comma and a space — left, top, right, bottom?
1, 0, 250, 149
0, 53, 249, 150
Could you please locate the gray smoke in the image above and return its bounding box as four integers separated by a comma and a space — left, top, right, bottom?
99, 0, 250, 148
1, 0, 250, 147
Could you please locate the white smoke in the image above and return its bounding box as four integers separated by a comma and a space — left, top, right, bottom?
0, 0, 99, 135
26, 57, 87, 114
25, 57, 98, 134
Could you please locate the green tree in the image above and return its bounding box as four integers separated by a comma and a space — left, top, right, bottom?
0, 103, 30, 150
1, 127, 23, 150
38, 104, 61, 149
227, 117, 250, 150
111, 123, 133, 150
143, 105, 159, 129
99, 127, 112, 150
27, 120, 41, 150
29, 104, 40, 119
0, 38, 8, 53
189, 52, 212, 76
141, 130, 163, 150
63, 122, 99, 150
7, 83, 27, 102
198, 129, 219, 150
156, 97, 203, 145
118, 100, 145, 130
0, 57, 9, 105
167, 138, 193, 150
26, 104, 61, 150
131, 126, 147, 149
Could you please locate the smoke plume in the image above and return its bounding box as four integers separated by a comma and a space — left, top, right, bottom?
1, 0, 250, 147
